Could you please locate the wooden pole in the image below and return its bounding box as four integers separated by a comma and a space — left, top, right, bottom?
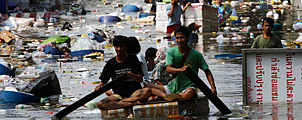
54, 73, 127, 119
184, 68, 232, 115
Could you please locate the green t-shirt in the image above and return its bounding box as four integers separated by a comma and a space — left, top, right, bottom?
251, 34, 283, 48
165, 47, 209, 93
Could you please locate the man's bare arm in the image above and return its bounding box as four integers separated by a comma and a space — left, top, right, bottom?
182, 2, 191, 14
166, 65, 190, 74
167, 4, 175, 17
204, 69, 217, 95
127, 71, 143, 82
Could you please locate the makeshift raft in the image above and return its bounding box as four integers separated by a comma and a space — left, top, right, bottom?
101, 96, 209, 118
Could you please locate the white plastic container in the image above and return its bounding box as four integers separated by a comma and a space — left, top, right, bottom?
0, 109, 6, 115
83, 58, 92, 62
48, 94, 60, 104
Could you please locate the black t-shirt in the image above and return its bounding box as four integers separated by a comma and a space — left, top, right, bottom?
99, 54, 143, 97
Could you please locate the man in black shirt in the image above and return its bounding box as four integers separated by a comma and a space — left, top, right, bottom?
95, 35, 151, 110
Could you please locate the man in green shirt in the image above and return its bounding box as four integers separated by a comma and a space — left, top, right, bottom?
145, 26, 217, 101
251, 17, 283, 48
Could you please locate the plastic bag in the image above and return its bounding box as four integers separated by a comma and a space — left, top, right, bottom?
296, 33, 302, 42
0, 58, 8, 67
216, 34, 224, 44
20, 70, 61, 97
231, 8, 237, 16
70, 36, 95, 51
2, 17, 18, 29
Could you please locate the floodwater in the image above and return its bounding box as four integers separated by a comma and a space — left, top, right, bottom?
1, 0, 302, 119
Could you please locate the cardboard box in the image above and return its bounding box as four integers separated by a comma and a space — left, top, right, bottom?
183, 19, 218, 33
0, 35, 11, 43
133, 97, 209, 118
101, 107, 133, 118
100, 97, 209, 118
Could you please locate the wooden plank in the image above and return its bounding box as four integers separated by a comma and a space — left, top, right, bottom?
54, 73, 127, 119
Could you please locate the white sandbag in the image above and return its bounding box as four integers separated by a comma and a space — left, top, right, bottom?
2, 17, 18, 29
14, 18, 35, 27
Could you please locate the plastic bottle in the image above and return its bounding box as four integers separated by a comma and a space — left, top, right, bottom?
15, 104, 33, 109
257, 24, 262, 29
250, 33, 254, 39
42, 63, 51, 72
70, 98, 79, 102
40, 97, 49, 104
55, 28, 59, 34
85, 101, 98, 109
70, 81, 79, 84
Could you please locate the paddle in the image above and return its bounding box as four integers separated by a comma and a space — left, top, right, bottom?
184, 68, 232, 115
54, 73, 127, 119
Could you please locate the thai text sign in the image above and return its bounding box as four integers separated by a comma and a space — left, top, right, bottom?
243, 49, 302, 105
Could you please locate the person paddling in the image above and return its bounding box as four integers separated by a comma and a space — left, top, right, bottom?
94, 35, 151, 110
145, 26, 217, 101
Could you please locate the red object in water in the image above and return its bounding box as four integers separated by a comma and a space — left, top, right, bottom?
46, 112, 53, 114
92, 9, 99, 12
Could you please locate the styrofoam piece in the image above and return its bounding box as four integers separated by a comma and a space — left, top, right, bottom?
4, 86, 18, 92
117, 26, 124, 29
82, 71, 91, 79
76, 68, 88, 72
135, 29, 143, 34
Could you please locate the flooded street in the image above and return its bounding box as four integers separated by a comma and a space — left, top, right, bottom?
1, 0, 302, 119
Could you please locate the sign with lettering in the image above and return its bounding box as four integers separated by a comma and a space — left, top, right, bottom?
243, 49, 302, 105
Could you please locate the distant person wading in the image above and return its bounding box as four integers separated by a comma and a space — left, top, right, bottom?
166, 0, 191, 34
251, 17, 283, 48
